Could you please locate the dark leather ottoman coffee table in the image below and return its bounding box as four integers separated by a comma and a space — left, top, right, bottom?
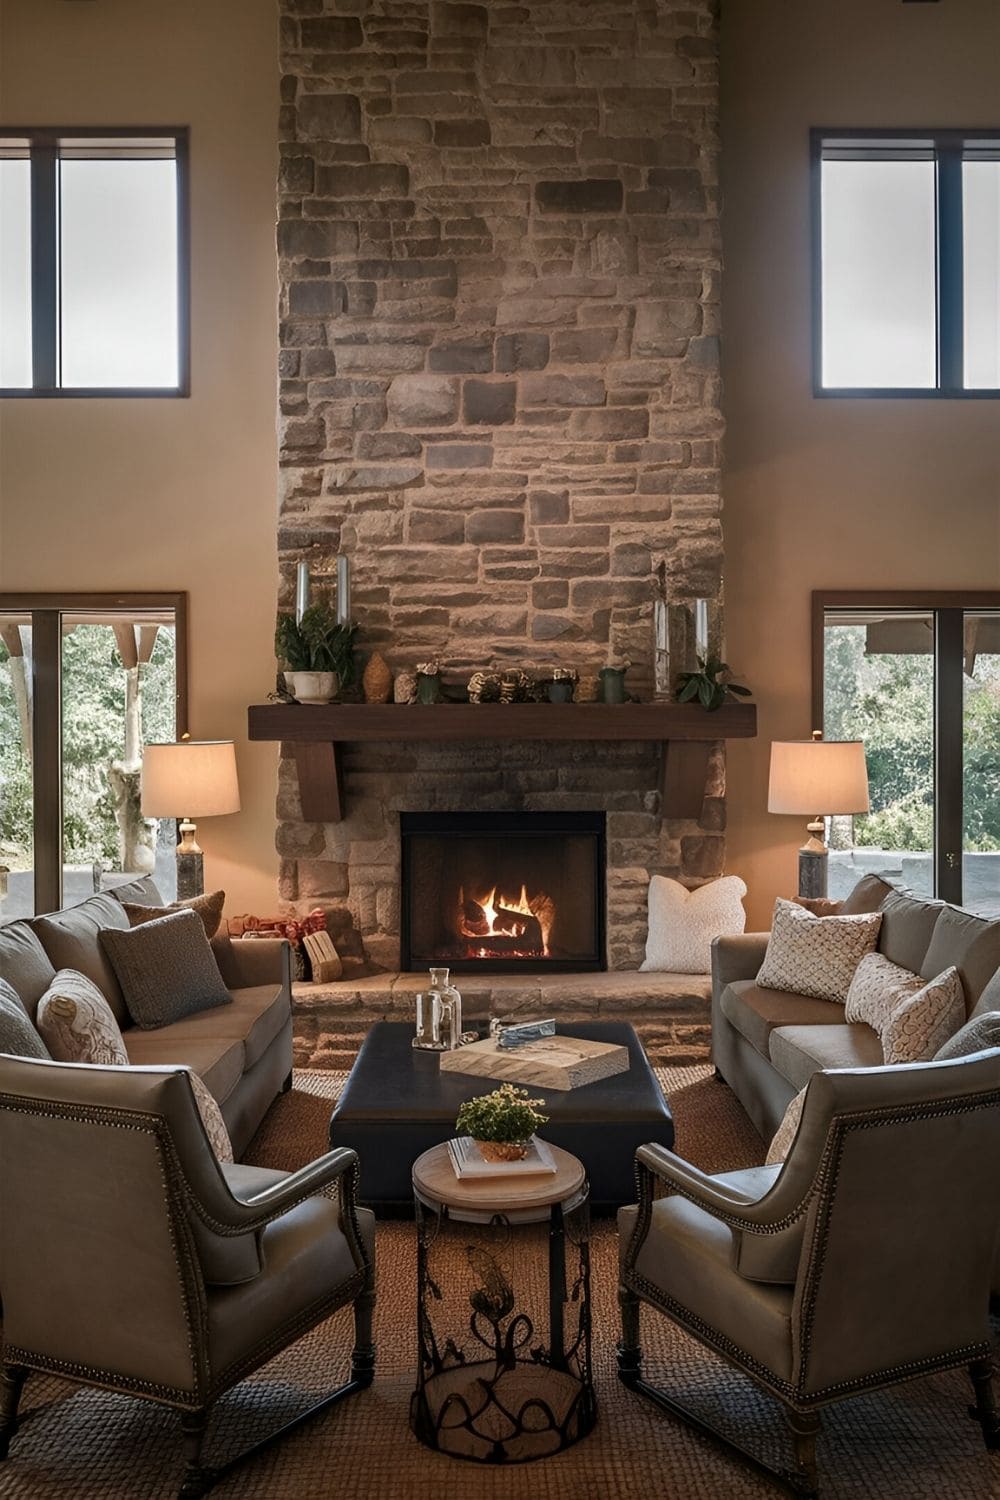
328, 1019, 673, 1213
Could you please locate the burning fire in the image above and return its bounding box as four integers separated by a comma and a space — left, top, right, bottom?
457, 881, 555, 958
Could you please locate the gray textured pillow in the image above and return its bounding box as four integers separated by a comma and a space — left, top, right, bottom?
934, 1009, 1000, 1061
0, 977, 51, 1059
99, 909, 232, 1030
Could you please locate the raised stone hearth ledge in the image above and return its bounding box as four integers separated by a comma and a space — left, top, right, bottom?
292, 969, 713, 1071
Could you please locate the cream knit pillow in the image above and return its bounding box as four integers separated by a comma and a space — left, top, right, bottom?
846, 952, 965, 1064
640, 874, 747, 974
757, 899, 882, 1003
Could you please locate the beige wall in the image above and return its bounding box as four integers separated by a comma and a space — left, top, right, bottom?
722, 0, 1000, 928
0, 0, 280, 910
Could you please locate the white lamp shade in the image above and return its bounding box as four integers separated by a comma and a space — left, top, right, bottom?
141, 741, 241, 819
768, 739, 870, 816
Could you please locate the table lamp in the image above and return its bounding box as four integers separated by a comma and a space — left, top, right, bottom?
767, 731, 869, 899
141, 739, 241, 898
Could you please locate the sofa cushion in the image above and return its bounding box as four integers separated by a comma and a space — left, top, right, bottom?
0, 922, 57, 1019
876, 889, 944, 973
100, 909, 232, 1030
935, 1010, 1000, 1061
133, 985, 287, 1071
971, 967, 1000, 1019
36, 970, 129, 1066
720, 981, 849, 1061
123, 1031, 245, 1105
757, 899, 881, 1004
842, 873, 897, 915
32, 894, 131, 1025
768, 1022, 884, 1092
920, 906, 1000, 1012
0, 978, 50, 1060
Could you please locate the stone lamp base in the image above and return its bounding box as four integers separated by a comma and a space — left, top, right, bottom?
797, 820, 828, 900
176, 820, 204, 900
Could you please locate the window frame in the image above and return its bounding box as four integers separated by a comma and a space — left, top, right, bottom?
812, 589, 1000, 906
811, 127, 1000, 400
0, 591, 188, 915
0, 125, 191, 399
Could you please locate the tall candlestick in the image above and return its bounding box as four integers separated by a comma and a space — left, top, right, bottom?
336, 555, 351, 626
694, 598, 710, 662
295, 561, 310, 624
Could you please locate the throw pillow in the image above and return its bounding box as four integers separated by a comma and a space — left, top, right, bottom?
845, 952, 965, 1064
640, 874, 747, 974
185, 1069, 234, 1163
757, 899, 882, 1004
935, 1009, 1000, 1061
766, 1087, 806, 1165
99, 908, 232, 1030
0, 977, 51, 1060
36, 970, 129, 1065
121, 889, 225, 941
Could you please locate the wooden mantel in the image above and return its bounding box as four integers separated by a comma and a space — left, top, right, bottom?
247, 700, 757, 822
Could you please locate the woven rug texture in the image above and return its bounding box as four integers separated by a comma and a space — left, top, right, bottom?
2, 1065, 998, 1500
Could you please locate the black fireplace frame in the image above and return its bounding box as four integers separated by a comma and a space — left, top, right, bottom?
399, 810, 607, 974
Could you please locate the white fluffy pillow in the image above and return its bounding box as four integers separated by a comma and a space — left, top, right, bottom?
845, 952, 965, 1064
757, 899, 882, 1003
640, 875, 747, 975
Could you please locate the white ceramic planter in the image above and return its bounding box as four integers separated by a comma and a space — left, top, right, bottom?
284, 670, 339, 705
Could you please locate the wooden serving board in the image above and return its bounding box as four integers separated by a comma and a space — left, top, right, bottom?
439, 1034, 629, 1092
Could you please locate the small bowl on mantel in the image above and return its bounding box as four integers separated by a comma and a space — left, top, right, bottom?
284, 670, 339, 705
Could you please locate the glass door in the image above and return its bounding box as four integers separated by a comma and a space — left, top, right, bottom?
962, 611, 1000, 917
0, 615, 34, 919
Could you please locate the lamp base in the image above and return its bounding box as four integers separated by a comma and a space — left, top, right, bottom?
176, 850, 204, 900
797, 847, 828, 900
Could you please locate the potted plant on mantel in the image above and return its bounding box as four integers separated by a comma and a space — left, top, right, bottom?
675, 655, 752, 713
275, 603, 357, 705
455, 1083, 549, 1162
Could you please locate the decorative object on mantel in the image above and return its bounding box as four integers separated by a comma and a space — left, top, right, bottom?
275, 600, 357, 705
574, 672, 600, 703
393, 667, 417, 704
361, 650, 393, 704
675, 654, 752, 712
415, 660, 443, 705
454, 1082, 549, 1162
467, 669, 502, 704
599, 659, 631, 704
499, 668, 530, 703
548, 667, 577, 703
335, 555, 351, 627
441, 1033, 631, 1092
653, 561, 672, 700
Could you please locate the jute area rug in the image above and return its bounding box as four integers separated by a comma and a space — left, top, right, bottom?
3, 1065, 998, 1500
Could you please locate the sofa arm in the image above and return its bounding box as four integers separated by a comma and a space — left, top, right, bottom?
711, 932, 769, 994
212, 931, 291, 991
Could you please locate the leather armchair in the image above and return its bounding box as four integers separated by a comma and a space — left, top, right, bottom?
618, 1049, 1000, 1496
0, 1056, 376, 1498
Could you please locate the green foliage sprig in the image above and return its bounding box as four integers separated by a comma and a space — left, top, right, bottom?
456, 1083, 549, 1144
676, 655, 752, 713
275, 602, 357, 685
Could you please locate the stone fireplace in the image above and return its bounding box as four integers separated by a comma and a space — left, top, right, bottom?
275, 0, 725, 977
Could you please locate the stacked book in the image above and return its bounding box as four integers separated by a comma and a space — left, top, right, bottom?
447, 1135, 558, 1180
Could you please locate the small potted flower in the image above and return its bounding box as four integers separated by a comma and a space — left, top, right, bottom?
455, 1083, 549, 1163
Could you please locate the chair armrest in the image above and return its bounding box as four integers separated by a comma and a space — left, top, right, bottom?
212, 931, 291, 992
711, 932, 770, 993
634, 1142, 809, 1232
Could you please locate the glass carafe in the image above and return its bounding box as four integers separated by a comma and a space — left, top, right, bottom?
430, 967, 463, 1050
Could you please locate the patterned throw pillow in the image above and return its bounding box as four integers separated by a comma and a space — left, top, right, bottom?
757, 899, 882, 1003
36, 970, 129, 1065
0, 977, 51, 1060
120, 889, 225, 941
845, 952, 965, 1063
640, 874, 747, 974
185, 1069, 234, 1163
99, 908, 232, 1030
766, 1087, 806, 1165
935, 1009, 1000, 1061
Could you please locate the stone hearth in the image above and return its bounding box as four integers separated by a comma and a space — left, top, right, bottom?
275, 1, 725, 975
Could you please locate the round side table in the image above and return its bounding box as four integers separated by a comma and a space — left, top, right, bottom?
409, 1141, 596, 1463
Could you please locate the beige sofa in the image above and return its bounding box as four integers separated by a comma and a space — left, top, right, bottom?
711, 875, 1000, 1142
0, 878, 292, 1157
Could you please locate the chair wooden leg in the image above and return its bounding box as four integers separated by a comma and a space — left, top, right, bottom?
178, 1409, 212, 1499
0, 1366, 27, 1459
616, 1283, 643, 1387
969, 1358, 1000, 1450
351, 1286, 377, 1387
785, 1407, 821, 1497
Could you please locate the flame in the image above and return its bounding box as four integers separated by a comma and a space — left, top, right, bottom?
458, 880, 554, 957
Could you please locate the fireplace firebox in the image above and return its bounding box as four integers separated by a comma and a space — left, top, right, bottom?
400, 812, 606, 974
